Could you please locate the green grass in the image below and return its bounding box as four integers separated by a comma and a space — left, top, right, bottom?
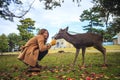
0, 45, 120, 80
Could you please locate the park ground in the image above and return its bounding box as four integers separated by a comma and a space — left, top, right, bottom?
0, 45, 120, 80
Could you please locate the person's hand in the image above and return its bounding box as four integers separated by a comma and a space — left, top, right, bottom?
50, 39, 56, 46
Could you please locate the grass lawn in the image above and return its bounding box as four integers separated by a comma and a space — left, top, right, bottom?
0, 45, 120, 80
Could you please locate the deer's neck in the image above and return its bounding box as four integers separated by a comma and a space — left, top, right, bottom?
63, 32, 74, 44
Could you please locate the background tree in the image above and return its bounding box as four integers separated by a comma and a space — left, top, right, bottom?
108, 18, 120, 35
0, 0, 119, 40
0, 34, 8, 55
92, 0, 120, 17
7, 33, 21, 52
17, 18, 35, 46
80, 6, 114, 41
80, 7, 104, 33
92, 0, 120, 30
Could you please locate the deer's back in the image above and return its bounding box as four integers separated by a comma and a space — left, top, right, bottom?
71, 33, 103, 48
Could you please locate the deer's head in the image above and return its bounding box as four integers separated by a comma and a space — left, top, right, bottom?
54, 27, 69, 39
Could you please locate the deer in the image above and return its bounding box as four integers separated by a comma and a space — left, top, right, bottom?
54, 27, 106, 67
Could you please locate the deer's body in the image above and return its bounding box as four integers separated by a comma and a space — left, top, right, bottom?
62, 32, 103, 49
54, 27, 106, 66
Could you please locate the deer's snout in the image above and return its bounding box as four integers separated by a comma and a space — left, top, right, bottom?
52, 34, 57, 39
54, 36, 58, 39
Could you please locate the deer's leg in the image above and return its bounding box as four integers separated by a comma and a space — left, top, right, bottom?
73, 49, 80, 66
94, 45, 106, 65
82, 47, 86, 66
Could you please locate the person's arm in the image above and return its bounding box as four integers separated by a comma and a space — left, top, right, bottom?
37, 36, 51, 52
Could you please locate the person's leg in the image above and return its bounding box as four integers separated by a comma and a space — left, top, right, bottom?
38, 50, 48, 61
27, 51, 48, 71
36, 50, 48, 68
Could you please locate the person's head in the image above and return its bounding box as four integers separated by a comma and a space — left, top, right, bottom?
38, 29, 49, 39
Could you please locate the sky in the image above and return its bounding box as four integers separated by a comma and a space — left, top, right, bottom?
0, 0, 94, 42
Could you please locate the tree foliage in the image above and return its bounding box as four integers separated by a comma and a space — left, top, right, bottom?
0, 34, 8, 53
106, 18, 120, 36
0, 0, 119, 42
92, 0, 120, 16
80, 6, 115, 41
0, 0, 22, 21
7, 33, 21, 51
39, 0, 81, 9
40, 0, 62, 10
17, 18, 35, 46
92, 0, 120, 30
80, 7, 104, 33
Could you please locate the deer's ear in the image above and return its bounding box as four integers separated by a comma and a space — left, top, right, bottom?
59, 28, 62, 32
65, 26, 69, 31
60, 28, 62, 31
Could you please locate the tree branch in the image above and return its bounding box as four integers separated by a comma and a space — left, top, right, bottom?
3, 0, 36, 20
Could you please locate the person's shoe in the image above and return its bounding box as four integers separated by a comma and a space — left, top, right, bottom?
27, 66, 40, 72
36, 64, 42, 68
36, 64, 47, 70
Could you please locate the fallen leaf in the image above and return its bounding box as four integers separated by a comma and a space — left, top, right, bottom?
86, 76, 91, 80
